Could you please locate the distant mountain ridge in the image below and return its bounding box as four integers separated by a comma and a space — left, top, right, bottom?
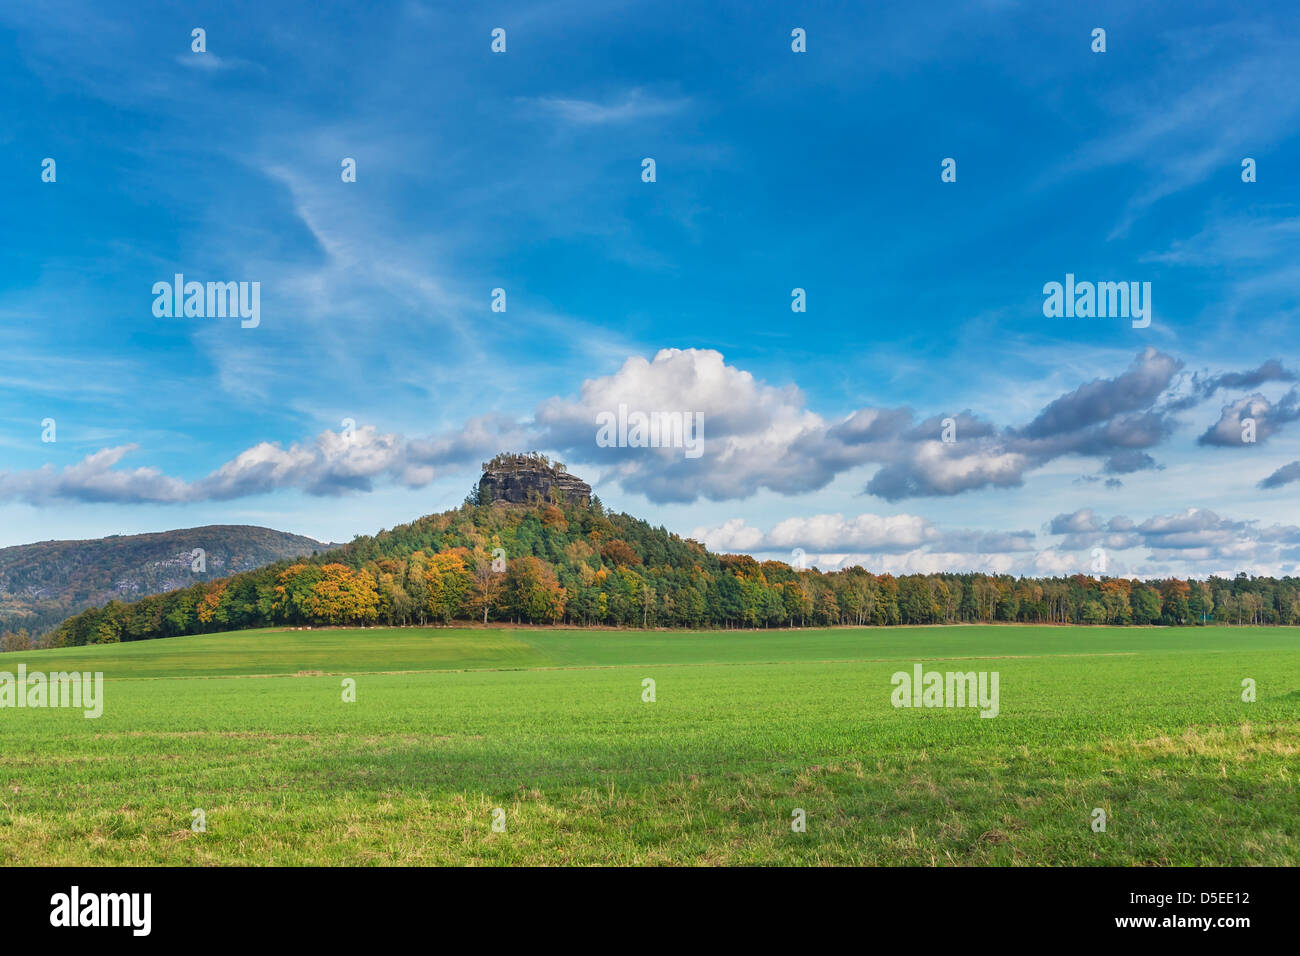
0, 525, 337, 635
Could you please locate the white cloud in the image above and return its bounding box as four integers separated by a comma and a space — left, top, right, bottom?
526, 89, 689, 126
7, 345, 1300, 565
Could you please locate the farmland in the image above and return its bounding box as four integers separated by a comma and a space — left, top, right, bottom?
1, 624, 1296, 865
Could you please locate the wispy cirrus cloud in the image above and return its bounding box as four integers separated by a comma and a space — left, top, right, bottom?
1048, 23, 1300, 236
524, 88, 689, 126
174, 53, 244, 71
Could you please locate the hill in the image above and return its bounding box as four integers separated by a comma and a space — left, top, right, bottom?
22, 453, 1300, 650
0, 524, 335, 639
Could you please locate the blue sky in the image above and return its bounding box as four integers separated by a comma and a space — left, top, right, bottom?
2, 0, 1299, 579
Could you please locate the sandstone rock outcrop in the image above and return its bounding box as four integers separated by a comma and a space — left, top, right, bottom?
478, 453, 592, 506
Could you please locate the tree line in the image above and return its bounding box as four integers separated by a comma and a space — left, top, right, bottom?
10, 494, 1300, 650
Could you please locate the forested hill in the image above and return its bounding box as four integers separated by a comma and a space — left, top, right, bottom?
0, 525, 333, 639
27, 491, 1300, 651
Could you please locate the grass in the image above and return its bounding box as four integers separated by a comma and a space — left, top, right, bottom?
0, 624, 1296, 865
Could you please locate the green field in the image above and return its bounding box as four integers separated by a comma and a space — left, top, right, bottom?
1, 625, 1296, 865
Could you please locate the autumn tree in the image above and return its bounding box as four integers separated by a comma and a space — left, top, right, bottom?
425, 549, 473, 623
599, 538, 641, 567
467, 550, 505, 625
2, 629, 31, 652
505, 556, 566, 624
299, 564, 379, 625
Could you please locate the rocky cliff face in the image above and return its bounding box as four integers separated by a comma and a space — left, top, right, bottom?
478, 456, 592, 506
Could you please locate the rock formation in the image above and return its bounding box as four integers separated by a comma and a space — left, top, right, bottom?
478, 453, 592, 506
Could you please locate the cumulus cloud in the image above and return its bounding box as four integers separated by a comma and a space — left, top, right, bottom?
1200, 359, 1297, 393
0, 426, 479, 506
763, 513, 939, 553
531, 346, 1209, 504
1198, 389, 1300, 446
690, 504, 1300, 579
4, 346, 1296, 511
690, 512, 1035, 574
1047, 509, 1143, 551
0, 446, 191, 505
864, 442, 1031, 500
808, 348, 1183, 501
691, 517, 765, 553
1260, 460, 1300, 489
1166, 359, 1299, 412
535, 348, 826, 503
1018, 348, 1182, 440
1138, 508, 1252, 552
197, 425, 419, 499
1049, 509, 1102, 534
1102, 449, 1160, 474
403, 414, 535, 471
1047, 506, 1300, 571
